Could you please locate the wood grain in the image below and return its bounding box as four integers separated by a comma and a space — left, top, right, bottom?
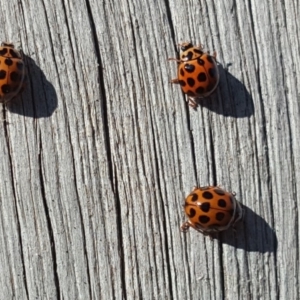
0, 0, 299, 299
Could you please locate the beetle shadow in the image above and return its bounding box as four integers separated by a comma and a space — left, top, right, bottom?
212, 204, 277, 253
6, 54, 57, 117
195, 64, 254, 118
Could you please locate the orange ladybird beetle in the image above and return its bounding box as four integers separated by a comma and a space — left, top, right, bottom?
169, 42, 219, 108
181, 186, 243, 235
0, 42, 25, 103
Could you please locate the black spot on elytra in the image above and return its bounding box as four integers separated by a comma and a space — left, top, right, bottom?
216, 212, 225, 221
0, 70, 6, 79
209, 68, 216, 78
214, 188, 225, 195
188, 208, 196, 218
10, 72, 19, 82
0, 48, 8, 56
191, 193, 198, 201
180, 68, 185, 76
197, 72, 207, 82
184, 64, 195, 73
199, 215, 210, 224
179, 80, 186, 87
17, 61, 24, 70
9, 49, 19, 58
196, 87, 205, 94
1, 84, 11, 93
202, 191, 213, 199
218, 199, 227, 208
197, 58, 205, 65
5, 58, 13, 66
200, 202, 210, 212
207, 55, 214, 63
187, 78, 195, 87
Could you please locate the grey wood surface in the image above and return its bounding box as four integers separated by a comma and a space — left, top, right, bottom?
0, 0, 299, 299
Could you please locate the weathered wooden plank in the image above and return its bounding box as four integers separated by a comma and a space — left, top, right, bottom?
0, 0, 299, 299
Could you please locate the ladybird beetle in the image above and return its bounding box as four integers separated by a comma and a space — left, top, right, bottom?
169, 42, 219, 108
0, 42, 25, 103
181, 186, 242, 234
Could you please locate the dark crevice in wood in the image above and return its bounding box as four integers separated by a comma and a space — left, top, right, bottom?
86, 2, 128, 297
24, 56, 36, 118
165, 0, 199, 187
40, 0, 64, 118
165, 0, 200, 186
38, 135, 60, 299
186, 104, 198, 185
85, 1, 124, 298
59, 1, 93, 296
208, 0, 221, 53
75, 195, 93, 298
210, 242, 216, 299
69, 157, 92, 298
18, 0, 35, 118
126, 11, 147, 179
277, 15, 299, 294
59, 0, 80, 86
203, 241, 212, 298
247, 0, 279, 295
131, 223, 143, 299
148, 107, 174, 299
3, 107, 29, 299
56, 1, 92, 297
85, 0, 114, 187
208, 122, 217, 186
164, 0, 177, 51
112, 170, 127, 300
144, 106, 171, 298
217, 239, 225, 299
181, 234, 192, 298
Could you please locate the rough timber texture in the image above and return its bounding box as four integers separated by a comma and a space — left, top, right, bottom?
0, 0, 299, 299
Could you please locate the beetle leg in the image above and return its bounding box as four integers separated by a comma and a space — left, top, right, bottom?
170, 78, 179, 84
188, 97, 198, 109
168, 57, 181, 63
180, 221, 191, 232
195, 43, 204, 50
